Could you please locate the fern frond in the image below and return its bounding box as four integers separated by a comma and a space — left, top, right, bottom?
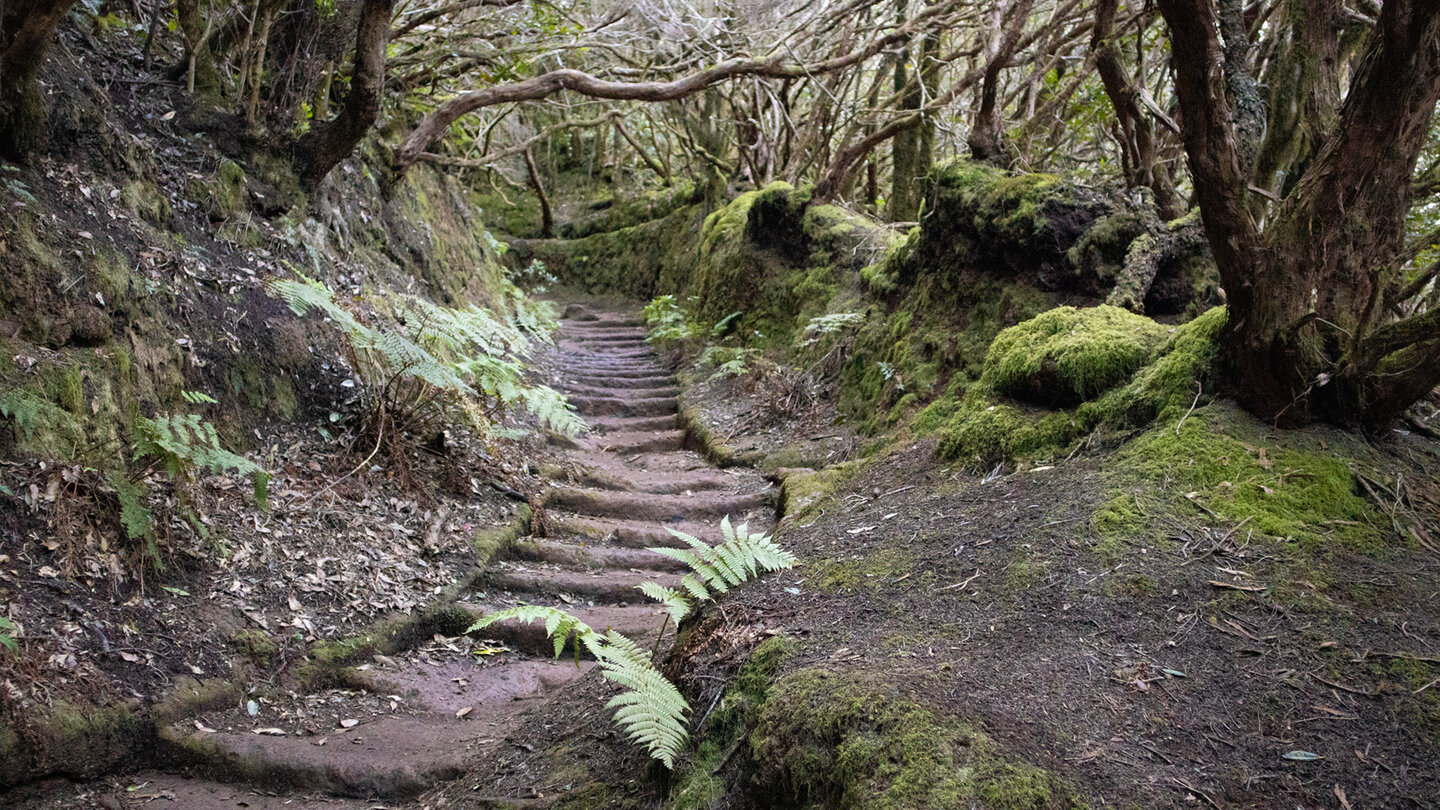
0, 387, 65, 438
637, 582, 691, 624
466, 604, 594, 659
594, 630, 690, 768
524, 385, 589, 437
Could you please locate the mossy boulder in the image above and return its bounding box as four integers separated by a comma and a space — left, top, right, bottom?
749, 667, 1086, 809
982, 305, 1169, 408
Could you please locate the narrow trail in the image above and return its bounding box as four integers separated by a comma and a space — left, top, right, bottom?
75, 304, 774, 809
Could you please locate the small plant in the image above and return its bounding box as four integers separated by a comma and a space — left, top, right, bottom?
468, 518, 795, 768
642, 295, 703, 346
0, 617, 16, 653
118, 411, 270, 567
698, 345, 761, 382
798, 312, 865, 349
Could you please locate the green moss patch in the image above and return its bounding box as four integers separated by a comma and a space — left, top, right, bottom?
749, 668, 1086, 809
1102, 403, 1383, 549
982, 305, 1168, 407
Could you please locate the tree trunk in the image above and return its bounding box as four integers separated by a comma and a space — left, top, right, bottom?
968, 0, 1033, 166
292, 0, 397, 190
0, 0, 77, 158
1158, 0, 1440, 426
522, 145, 553, 239
1091, 0, 1183, 220
888, 0, 920, 220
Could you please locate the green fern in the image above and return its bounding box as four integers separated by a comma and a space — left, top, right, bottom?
640, 516, 797, 618
466, 604, 594, 659
593, 630, 690, 768
0, 617, 15, 653
0, 387, 64, 438
269, 274, 585, 442
465, 520, 794, 769
110, 470, 153, 541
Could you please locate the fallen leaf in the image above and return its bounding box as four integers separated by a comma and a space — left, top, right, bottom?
119, 651, 139, 663
456, 706, 473, 719
193, 720, 216, 733
1208, 580, 1267, 592
160, 110, 176, 121
1282, 750, 1323, 761
1334, 785, 1352, 810
340, 718, 359, 729
254, 727, 285, 736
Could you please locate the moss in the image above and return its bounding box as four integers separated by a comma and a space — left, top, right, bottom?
0, 700, 147, 787
1110, 403, 1381, 548
120, 179, 171, 224
670, 636, 798, 810
45, 366, 85, 414
1078, 305, 1227, 428
781, 461, 863, 522
749, 667, 1087, 809
1003, 549, 1049, 593
1102, 573, 1158, 597
810, 546, 923, 594
152, 677, 243, 725
230, 629, 277, 666
981, 305, 1169, 408
189, 159, 248, 222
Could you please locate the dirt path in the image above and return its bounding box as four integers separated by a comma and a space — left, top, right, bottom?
14, 305, 773, 809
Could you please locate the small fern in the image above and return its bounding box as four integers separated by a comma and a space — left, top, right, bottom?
0, 617, 15, 653
593, 630, 690, 768
0, 387, 64, 438
464, 521, 794, 769
642, 516, 797, 613
466, 604, 594, 659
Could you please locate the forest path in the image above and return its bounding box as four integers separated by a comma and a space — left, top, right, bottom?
53, 305, 775, 809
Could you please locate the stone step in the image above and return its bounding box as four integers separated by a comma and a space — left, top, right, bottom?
546, 485, 773, 522
562, 382, 681, 399
487, 562, 681, 603
160, 657, 588, 800
560, 333, 650, 345
585, 414, 681, 433
564, 372, 677, 387
549, 514, 720, 549
570, 465, 744, 495
462, 601, 668, 655
568, 395, 678, 417
575, 429, 686, 454
509, 536, 690, 572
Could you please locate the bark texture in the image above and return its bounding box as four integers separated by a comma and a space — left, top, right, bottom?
292, 0, 397, 189
1158, 0, 1440, 425
0, 0, 77, 157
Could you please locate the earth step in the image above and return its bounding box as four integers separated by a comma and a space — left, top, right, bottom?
586, 414, 681, 432
550, 514, 776, 549
563, 316, 642, 328
488, 562, 682, 602
563, 382, 682, 399
510, 537, 690, 572
86, 773, 379, 809
572, 466, 743, 494
559, 361, 667, 375
462, 601, 668, 655
568, 395, 678, 417
547, 486, 774, 522
565, 372, 677, 387
560, 333, 650, 344
578, 429, 686, 454
160, 658, 586, 800
561, 347, 658, 360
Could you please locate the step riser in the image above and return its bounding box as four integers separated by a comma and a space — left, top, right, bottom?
547, 489, 774, 522
509, 538, 690, 572
570, 396, 679, 417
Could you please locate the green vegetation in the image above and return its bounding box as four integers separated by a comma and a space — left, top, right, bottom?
470, 519, 796, 769
1098, 403, 1383, 549
270, 274, 586, 446
981, 305, 1169, 407
937, 305, 1228, 466
750, 667, 1087, 809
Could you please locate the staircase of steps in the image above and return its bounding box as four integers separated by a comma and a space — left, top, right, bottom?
77, 304, 776, 809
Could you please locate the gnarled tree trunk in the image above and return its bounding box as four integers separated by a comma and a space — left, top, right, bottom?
292, 0, 396, 189
1158, 0, 1440, 426
0, 0, 77, 158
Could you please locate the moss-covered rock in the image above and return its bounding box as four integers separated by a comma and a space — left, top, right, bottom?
749, 667, 1086, 809
189, 159, 248, 222
981, 305, 1169, 408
